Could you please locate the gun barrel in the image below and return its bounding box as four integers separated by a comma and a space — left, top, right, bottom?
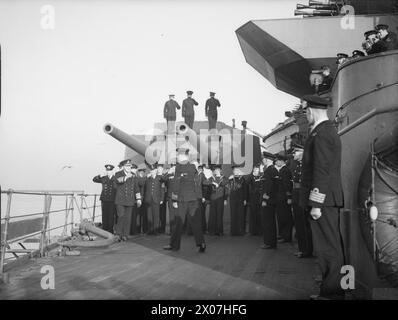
309, 0, 340, 5
295, 8, 337, 16
103, 123, 148, 156
297, 3, 337, 10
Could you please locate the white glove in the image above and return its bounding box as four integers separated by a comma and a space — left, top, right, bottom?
168, 166, 175, 175
310, 207, 322, 220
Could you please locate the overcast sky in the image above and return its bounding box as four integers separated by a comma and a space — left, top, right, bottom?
0, 0, 298, 193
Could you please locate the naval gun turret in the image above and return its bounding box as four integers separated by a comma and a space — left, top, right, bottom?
103, 121, 261, 176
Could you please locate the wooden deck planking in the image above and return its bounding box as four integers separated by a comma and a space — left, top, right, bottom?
0, 234, 319, 300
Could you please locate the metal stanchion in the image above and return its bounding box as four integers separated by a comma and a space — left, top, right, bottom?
1, 190, 13, 277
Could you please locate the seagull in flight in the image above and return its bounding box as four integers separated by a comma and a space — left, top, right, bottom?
61, 165, 73, 170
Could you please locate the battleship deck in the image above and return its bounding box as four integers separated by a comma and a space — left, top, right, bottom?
0, 234, 319, 300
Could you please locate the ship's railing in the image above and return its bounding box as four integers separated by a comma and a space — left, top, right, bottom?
0, 189, 101, 275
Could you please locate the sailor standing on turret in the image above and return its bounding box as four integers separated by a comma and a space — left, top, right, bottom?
300, 94, 345, 300
164, 94, 181, 134
205, 92, 221, 130
93, 164, 116, 233
181, 90, 198, 129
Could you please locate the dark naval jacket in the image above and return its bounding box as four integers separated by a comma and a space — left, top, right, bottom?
181, 97, 198, 117
262, 165, 292, 205
166, 172, 177, 200
228, 175, 247, 203
205, 97, 221, 118
93, 175, 116, 202
247, 173, 265, 204
113, 170, 141, 206
171, 163, 198, 202
299, 120, 344, 209
290, 159, 302, 205
163, 99, 181, 121
144, 175, 166, 205
208, 175, 229, 201
199, 171, 212, 200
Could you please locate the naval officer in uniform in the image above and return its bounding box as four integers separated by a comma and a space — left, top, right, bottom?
205, 92, 221, 130
93, 164, 116, 233
300, 94, 345, 300
273, 152, 293, 243
290, 143, 313, 258
163, 148, 206, 252
114, 159, 142, 241
181, 90, 198, 129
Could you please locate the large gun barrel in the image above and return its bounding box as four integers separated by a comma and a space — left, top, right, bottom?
103, 123, 148, 156
308, 0, 341, 5
294, 8, 338, 16
297, 3, 337, 10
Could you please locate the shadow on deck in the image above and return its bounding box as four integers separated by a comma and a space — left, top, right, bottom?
0, 234, 319, 300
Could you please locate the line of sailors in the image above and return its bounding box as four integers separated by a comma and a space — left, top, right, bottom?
336, 23, 398, 68
163, 91, 221, 133
93, 145, 313, 258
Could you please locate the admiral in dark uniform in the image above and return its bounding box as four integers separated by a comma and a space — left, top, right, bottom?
164, 94, 181, 134
228, 164, 247, 236
205, 92, 221, 130
163, 149, 206, 252
181, 90, 198, 129
207, 164, 228, 236
300, 94, 345, 299
290, 143, 313, 258
113, 159, 142, 241
93, 164, 116, 233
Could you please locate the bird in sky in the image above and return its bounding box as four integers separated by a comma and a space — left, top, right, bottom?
61, 165, 73, 170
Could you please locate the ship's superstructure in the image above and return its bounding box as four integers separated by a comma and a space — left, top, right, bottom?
237, 0, 398, 292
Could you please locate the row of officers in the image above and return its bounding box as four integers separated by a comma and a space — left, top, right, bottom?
93, 144, 312, 258
95, 94, 346, 299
